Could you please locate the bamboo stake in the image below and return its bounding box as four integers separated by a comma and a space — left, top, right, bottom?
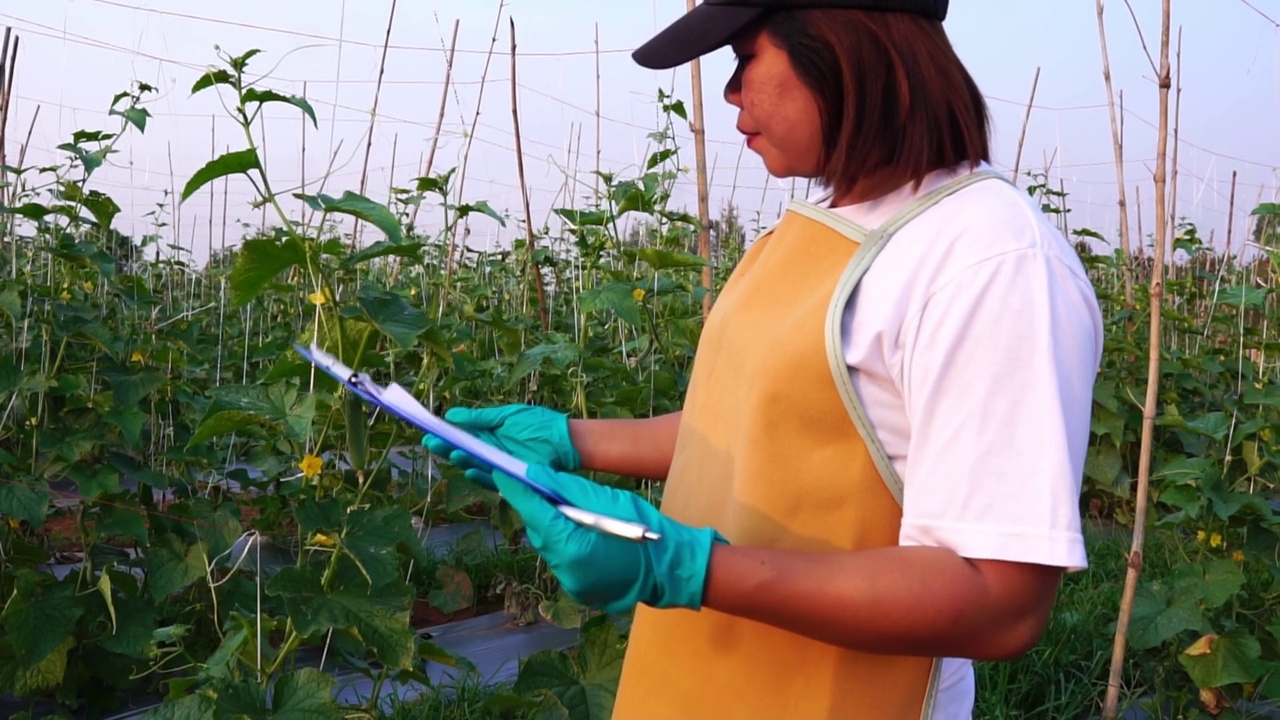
1225, 170, 1238, 259
508, 18, 548, 331
594, 22, 602, 201
445, 0, 504, 283
301, 80, 308, 225
1095, 0, 1135, 309
1011, 66, 1040, 184
1136, 184, 1144, 259
1102, 0, 1173, 715
1169, 28, 1183, 247
685, 0, 715, 317
356, 0, 399, 250
410, 18, 459, 232
208, 115, 216, 270
0, 28, 14, 173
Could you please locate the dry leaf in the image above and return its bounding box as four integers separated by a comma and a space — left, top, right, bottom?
1198, 687, 1231, 715
1184, 634, 1217, 656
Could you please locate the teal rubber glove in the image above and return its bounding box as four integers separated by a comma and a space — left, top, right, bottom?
422, 404, 581, 491
491, 463, 726, 615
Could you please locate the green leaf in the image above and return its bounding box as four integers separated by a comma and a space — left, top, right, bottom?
200, 624, 248, 681
181, 149, 261, 202
57, 143, 110, 175
1179, 630, 1265, 690
1127, 578, 1208, 651
68, 463, 121, 501
456, 200, 507, 227
1188, 559, 1247, 609
0, 202, 52, 221
357, 287, 429, 349
342, 507, 432, 588
104, 366, 168, 407
1084, 443, 1127, 497
146, 535, 206, 601
95, 505, 149, 544
580, 283, 645, 327
141, 692, 215, 720
242, 88, 318, 128
1182, 412, 1232, 441
1217, 284, 1270, 309
109, 106, 151, 134
228, 234, 307, 306
633, 247, 709, 270
294, 191, 403, 243
509, 340, 584, 384
555, 209, 610, 227
0, 483, 50, 526
2, 579, 84, 669
267, 567, 417, 669
513, 621, 625, 720
10, 635, 74, 697
214, 680, 269, 718
272, 668, 344, 719
97, 598, 158, 659
103, 407, 148, 447
191, 68, 235, 95
344, 237, 425, 267
187, 410, 272, 447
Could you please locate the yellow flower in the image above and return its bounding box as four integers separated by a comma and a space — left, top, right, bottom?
308, 531, 337, 548
130, 350, 144, 363
1210, 533, 1224, 549
1196, 530, 1207, 543
1232, 550, 1244, 563
299, 454, 323, 479
307, 291, 327, 306
410, 287, 418, 297
83, 281, 94, 293
59, 291, 71, 301
632, 288, 647, 302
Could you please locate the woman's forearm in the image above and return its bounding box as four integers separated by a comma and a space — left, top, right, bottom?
701, 543, 1064, 662
569, 412, 682, 480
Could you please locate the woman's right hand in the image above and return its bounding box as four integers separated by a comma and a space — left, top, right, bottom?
423, 404, 581, 491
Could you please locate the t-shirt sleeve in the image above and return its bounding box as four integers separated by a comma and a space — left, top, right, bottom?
896, 247, 1102, 572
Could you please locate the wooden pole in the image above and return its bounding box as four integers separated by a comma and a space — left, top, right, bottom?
685, 0, 714, 317
357, 0, 398, 250
1096, 0, 1135, 310
509, 19, 549, 331
1011, 66, 1040, 184
1102, 0, 1173, 715
410, 18, 459, 232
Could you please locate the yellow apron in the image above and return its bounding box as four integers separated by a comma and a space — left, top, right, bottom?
611, 170, 1004, 720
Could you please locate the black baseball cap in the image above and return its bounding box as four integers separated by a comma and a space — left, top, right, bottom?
633, 0, 949, 69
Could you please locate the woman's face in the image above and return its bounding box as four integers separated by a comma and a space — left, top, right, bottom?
724, 27, 824, 180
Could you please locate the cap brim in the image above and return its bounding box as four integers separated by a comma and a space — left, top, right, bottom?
633, 4, 766, 70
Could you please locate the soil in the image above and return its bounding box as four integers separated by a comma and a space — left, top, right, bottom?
411, 598, 505, 628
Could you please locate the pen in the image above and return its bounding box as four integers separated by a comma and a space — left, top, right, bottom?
556, 505, 663, 542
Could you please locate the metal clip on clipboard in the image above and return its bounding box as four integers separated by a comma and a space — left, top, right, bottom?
293, 343, 661, 543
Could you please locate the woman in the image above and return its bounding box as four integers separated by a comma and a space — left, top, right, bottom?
425, 1, 1103, 717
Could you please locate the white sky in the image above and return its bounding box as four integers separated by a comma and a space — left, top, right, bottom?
2, 0, 1278, 263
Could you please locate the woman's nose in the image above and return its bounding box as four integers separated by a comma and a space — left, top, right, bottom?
723, 69, 743, 107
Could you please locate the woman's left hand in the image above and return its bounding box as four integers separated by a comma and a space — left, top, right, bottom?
492, 464, 726, 615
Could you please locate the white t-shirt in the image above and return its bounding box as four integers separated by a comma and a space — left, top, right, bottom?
822, 163, 1104, 719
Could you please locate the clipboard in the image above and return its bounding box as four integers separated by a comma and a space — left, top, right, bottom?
293, 343, 661, 542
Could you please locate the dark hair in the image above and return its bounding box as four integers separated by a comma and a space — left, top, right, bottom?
760, 9, 990, 201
